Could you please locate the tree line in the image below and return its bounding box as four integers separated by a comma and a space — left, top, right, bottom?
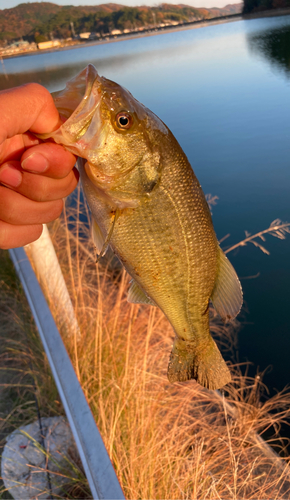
0, 2, 242, 45
29, 5, 206, 42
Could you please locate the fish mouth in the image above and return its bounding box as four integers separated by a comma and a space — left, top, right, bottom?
39, 65, 104, 159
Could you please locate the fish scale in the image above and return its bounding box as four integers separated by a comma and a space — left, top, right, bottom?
41, 64, 243, 390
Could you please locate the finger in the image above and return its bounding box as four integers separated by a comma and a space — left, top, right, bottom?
0, 132, 41, 164
0, 186, 64, 225
0, 83, 62, 145
0, 161, 78, 201
0, 220, 43, 250
0, 162, 22, 188
0, 162, 79, 202
20, 167, 79, 202
21, 142, 77, 179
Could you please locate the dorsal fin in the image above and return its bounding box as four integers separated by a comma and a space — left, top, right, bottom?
211, 247, 243, 322
127, 280, 156, 306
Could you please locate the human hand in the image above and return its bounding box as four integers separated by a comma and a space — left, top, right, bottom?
0, 83, 78, 249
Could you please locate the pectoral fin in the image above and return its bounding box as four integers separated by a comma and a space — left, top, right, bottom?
127, 280, 156, 306
93, 209, 120, 263
92, 219, 105, 255
211, 247, 243, 322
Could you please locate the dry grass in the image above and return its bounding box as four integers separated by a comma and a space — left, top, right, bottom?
1, 186, 290, 499
44, 187, 290, 499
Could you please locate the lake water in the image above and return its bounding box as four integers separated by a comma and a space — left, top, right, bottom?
1, 16, 290, 394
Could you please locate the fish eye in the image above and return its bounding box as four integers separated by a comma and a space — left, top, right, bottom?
115, 112, 133, 130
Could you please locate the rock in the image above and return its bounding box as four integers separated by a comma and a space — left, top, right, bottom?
1, 416, 78, 499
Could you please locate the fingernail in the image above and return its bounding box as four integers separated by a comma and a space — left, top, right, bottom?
22, 153, 49, 173
0, 164, 22, 187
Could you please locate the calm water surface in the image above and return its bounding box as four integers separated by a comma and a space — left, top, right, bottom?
1, 16, 290, 393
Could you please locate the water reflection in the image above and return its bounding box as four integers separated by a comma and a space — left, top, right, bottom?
0, 45, 173, 93
0, 27, 237, 93
0, 39, 193, 93
248, 24, 290, 78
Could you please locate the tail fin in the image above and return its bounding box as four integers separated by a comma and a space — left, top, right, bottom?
167, 337, 231, 390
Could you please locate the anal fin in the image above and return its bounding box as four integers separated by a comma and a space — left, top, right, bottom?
127, 280, 156, 306
211, 247, 243, 322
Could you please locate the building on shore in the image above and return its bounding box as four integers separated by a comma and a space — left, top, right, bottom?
38, 40, 61, 50
79, 32, 91, 39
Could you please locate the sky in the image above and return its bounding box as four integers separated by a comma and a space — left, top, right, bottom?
0, 0, 238, 12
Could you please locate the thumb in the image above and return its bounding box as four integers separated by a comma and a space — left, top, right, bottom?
0, 83, 62, 144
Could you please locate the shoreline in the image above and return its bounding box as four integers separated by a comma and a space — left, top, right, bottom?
1, 6, 290, 61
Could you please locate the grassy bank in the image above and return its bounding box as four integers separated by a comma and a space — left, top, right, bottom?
1, 189, 290, 498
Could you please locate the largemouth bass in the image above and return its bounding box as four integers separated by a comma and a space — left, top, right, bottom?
42, 65, 242, 390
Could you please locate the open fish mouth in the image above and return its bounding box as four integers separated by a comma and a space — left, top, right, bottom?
39, 65, 104, 161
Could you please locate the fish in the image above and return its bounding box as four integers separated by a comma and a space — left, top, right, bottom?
41, 64, 243, 390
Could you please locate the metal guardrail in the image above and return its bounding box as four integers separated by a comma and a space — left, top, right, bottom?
9, 247, 125, 500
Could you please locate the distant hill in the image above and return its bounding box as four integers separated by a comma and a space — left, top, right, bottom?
0, 2, 243, 43
0, 2, 124, 41
0, 2, 61, 41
